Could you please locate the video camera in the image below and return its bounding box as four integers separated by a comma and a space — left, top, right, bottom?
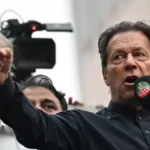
1, 19, 73, 81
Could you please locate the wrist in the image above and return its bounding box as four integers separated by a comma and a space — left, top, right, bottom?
0, 74, 9, 85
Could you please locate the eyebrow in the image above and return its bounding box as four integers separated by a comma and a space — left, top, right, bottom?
41, 99, 56, 105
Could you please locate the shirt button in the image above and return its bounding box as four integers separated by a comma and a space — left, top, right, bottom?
138, 116, 142, 120
145, 131, 150, 134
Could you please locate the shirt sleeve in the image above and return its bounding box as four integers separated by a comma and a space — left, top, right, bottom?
0, 76, 84, 150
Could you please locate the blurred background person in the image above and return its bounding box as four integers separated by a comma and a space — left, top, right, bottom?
22, 74, 86, 113
22, 74, 68, 114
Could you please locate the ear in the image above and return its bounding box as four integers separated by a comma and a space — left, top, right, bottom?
102, 71, 109, 86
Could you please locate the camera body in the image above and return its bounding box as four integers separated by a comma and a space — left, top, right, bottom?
1, 19, 73, 81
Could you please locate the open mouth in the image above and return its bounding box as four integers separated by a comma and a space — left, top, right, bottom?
124, 76, 139, 85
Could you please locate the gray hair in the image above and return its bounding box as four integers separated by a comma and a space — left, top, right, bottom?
0, 33, 13, 50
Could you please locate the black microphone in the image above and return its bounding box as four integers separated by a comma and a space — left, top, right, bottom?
134, 76, 150, 110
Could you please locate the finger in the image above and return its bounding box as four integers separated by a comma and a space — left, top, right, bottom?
68, 97, 73, 104
0, 56, 13, 73
0, 60, 4, 71
2, 58, 13, 72
0, 48, 13, 59
73, 101, 84, 106
73, 101, 80, 105
0, 56, 11, 62
0, 60, 4, 68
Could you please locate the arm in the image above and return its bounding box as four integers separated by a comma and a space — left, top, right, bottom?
0, 48, 83, 150
0, 76, 83, 150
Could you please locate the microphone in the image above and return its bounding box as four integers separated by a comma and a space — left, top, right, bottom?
134, 76, 150, 110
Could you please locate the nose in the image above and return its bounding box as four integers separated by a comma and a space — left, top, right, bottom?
125, 53, 137, 71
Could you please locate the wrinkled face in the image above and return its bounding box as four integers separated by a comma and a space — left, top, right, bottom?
23, 86, 62, 114
103, 31, 150, 104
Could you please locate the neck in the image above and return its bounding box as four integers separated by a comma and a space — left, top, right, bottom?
111, 96, 140, 109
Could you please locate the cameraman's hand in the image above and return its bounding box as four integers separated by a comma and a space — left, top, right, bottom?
0, 48, 13, 85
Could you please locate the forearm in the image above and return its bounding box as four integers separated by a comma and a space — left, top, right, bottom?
0, 76, 82, 149
0, 76, 47, 147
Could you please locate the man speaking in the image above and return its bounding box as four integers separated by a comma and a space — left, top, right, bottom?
1, 21, 150, 150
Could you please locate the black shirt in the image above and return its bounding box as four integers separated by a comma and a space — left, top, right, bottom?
0, 76, 150, 150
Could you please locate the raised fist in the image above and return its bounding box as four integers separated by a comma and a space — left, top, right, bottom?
0, 48, 13, 85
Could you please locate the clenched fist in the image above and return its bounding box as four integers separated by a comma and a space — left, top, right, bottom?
0, 48, 13, 85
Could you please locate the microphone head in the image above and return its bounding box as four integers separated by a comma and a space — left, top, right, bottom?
134, 76, 150, 110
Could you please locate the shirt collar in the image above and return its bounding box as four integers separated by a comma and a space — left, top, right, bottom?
108, 100, 137, 116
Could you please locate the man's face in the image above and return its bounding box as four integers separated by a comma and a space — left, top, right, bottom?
23, 86, 62, 115
103, 31, 150, 104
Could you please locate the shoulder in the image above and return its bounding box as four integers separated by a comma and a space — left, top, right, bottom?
55, 109, 96, 118
55, 109, 108, 122
96, 107, 112, 117
54, 109, 99, 121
